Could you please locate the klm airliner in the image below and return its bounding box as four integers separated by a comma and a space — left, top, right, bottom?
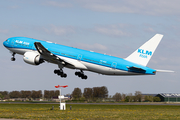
3, 34, 173, 79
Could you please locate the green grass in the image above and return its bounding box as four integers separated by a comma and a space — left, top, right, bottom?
0, 103, 180, 120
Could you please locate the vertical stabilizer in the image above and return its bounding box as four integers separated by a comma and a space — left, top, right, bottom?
125, 34, 163, 66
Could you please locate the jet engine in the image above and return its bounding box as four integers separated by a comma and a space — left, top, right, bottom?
23, 51, 44, 65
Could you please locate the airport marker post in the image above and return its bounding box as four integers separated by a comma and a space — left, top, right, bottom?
55, 85, 68, 110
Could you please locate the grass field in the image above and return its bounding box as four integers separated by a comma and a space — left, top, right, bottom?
0, 103, 180, 120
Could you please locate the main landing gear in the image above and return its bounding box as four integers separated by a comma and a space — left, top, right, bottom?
75, 70, 87, 79
11, 52, 16, 61
54, 69, 67, 78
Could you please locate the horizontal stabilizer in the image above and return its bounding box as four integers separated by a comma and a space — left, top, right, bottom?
155, 69, 174, 73
127, 66, 146, 73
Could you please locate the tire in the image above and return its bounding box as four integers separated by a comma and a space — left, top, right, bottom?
61, 73, 67, 78
54, 70, 58, 74
78, 74, 82, 77
75, 72, 78, 76
84, 75, 87, 79
63, 74, 67, 78
11, 58, 15, 61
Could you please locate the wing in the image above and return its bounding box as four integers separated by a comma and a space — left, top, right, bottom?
34, 42, 74, 68
34, 42, 60, 61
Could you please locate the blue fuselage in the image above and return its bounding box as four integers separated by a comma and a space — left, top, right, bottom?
3, 37, 156, 75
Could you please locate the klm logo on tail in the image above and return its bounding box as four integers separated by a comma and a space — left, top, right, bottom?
138, 49, 152, 58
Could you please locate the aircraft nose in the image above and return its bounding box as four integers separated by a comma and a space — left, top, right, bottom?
3, 40, 8, 47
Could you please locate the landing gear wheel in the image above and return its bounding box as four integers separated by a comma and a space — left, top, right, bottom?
54, 69, 67, 78
54, 69, 58, 74
75, 71, 79, 76
78, 74, 82, 77
81, 75, 87, 79
11, 57, 15, 61
61, 73, 67, 78
75, 70, 88, 79
83, 75, 87, 79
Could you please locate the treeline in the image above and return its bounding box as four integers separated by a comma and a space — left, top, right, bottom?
0, 86, 161, 102
0, 90, 59, 99
113, 91, 144, 102
112, 91, 161, 102
0, 86, 109, 101
71, 86, 108, 101
71, 88, 160, 102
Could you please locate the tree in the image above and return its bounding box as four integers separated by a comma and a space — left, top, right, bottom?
49, 90, 55, 98
92, 86, 108, 100
113, 93, 122, 102
100, 86, 108, 98
83, 88, 93, 101
0, 91, 8, 96
9, 91, 21, 98
71, 88, 82, 100
92, 87, 100, 100
121, 93, 126, 101
0, 91, 9, 99
0, 93, 3, 100
125, 96, 130, 102
134, 91, 142, 102
44, 90, 59, 99
144, 95, 153, 102
153, 97, 161, 102
44, 90, 50, 99
31, 90, 42, 99
125, 93, 133, 102
21, 91, 31, 98
128, 93, 133, 102
55, 90, 59, 97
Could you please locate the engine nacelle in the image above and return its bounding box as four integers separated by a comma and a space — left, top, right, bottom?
23, 51, 43, 65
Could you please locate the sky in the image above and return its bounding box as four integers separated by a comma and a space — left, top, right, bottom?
0, 0, 179, 96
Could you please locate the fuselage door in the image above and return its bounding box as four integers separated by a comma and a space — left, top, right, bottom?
111, 62, 117, 69
11, 39, 18, 48
77, 54, 82, 61
11, 39, 15, 47
32, 44, 36, 50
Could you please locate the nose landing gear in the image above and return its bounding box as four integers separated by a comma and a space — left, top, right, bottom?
11, 52, 16, 61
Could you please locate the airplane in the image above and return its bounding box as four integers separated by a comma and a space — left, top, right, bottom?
3, 34, 173, 79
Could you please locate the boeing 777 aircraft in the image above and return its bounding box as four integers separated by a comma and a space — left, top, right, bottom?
3, 34, 173, 79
